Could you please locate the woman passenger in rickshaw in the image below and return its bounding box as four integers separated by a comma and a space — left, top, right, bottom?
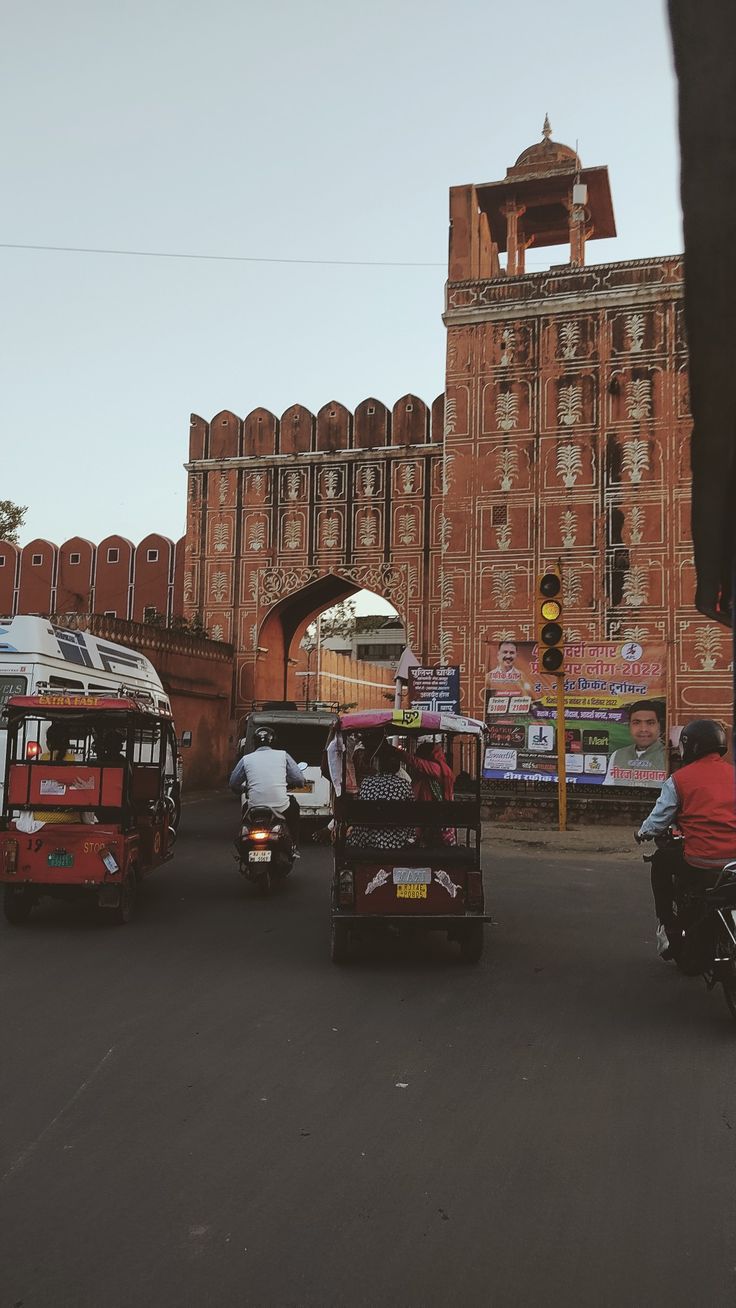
346, 741, 414, 850
396, 736, 456, 847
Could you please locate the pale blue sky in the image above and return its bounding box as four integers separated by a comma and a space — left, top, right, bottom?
2, 0, 680, 551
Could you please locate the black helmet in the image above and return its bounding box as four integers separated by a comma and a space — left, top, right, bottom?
254, 727, 275, 748
679, 719, 728, 766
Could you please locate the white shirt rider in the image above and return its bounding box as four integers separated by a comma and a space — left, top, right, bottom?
229, 744, 303, 814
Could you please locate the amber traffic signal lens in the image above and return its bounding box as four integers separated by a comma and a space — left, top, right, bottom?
541, 621, 563, 647
541, 600, 561, 621
539, 572, 561, 599
542, 647, 564, 672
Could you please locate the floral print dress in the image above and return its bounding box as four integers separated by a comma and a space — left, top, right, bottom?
346, 773, 413, 850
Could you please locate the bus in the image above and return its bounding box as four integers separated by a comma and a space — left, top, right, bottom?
0, 615, 173, 805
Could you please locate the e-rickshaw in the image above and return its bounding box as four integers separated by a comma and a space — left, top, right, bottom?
328, 709, 490, 963
0, 690, 180, 925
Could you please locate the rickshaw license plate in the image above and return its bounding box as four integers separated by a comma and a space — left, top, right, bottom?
249, 850, 272, 863
396, 884, 427, 899
48, 849, 73, 868
393, 867, 431, 884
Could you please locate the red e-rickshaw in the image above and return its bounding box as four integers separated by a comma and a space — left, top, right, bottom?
328, 709, 491, 962
0, 690, 179, 925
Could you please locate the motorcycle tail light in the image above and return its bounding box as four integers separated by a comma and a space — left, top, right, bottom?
3, 840, 18, 875
248, 829, 274, 841
338, 868, 354, 908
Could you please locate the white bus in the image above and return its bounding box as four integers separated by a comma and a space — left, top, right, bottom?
0, 615, 172, 803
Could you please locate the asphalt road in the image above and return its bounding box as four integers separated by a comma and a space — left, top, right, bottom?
1, 796, 735, 1308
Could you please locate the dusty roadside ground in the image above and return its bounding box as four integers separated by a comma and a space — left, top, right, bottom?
485, 822, 634, 858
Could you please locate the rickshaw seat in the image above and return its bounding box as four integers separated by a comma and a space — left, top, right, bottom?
334, 799, 478, 825
8, 762, 124, 809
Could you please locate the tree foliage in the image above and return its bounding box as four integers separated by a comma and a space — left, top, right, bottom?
304, 599, 357, 648
0, 500, 27, 544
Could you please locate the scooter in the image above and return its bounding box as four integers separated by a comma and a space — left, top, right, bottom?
640, 832, 736, 1022
236, 803, 298, 895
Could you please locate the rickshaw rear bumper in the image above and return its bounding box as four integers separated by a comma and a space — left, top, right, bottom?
330, 911, 493, 925
0, 826, 127, 886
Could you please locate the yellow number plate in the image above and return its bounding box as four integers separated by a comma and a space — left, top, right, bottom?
396, 883, 427, 899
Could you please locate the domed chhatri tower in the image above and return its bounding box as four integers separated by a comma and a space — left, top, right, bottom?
449, 117, 615, 278
441, 121, 729, 727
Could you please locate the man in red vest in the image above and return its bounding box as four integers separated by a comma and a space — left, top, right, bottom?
636, 719, 736, 958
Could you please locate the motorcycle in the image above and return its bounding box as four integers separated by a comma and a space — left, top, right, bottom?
640, 831, 736, 1022
234, 760, 307, 894
236, 804, 298, 894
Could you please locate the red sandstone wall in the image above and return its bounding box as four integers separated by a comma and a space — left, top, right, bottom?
0, 542, 19, 614
183, 395, 446, 717
93, 536, 134, 618
130, 533, 174, 623
4, 536, 186, 624
82, 616, 234, 791
17, 540, 56, 614
442, 255, 729, 725
56, 537, 95, 614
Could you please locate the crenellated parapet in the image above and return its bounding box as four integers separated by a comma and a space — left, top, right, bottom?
183, 395, 448, 708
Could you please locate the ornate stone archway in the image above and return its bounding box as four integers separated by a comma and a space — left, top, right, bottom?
183, 397, 446, 712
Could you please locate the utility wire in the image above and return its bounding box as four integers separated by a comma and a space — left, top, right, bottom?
0, 240, 445, 269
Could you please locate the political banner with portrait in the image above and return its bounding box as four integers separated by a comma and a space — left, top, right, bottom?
483, 638, 667, 788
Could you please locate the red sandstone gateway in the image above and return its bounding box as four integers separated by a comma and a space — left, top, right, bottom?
0, 692, 180, 926
328, 710, 490, 963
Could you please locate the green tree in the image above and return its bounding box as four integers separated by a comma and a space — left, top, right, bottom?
0, 500, 27, 544
304, 598, 357, 648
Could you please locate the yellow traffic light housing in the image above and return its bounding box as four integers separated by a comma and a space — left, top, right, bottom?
537, 567, 564, 674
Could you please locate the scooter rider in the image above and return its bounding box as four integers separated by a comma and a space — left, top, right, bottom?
229, 727, 303, 848
636, 719, 736, 957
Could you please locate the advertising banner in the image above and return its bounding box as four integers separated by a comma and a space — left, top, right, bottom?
409, 666, 460, 713
483, 639, 667, 788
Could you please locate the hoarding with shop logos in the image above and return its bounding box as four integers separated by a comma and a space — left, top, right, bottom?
483, 640, 667, 788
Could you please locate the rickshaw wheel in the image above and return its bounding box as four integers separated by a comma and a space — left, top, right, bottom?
459, 921, 484, 964
112, 872, 137, 925
330, 919, 351, 964
3, 886, 34, 925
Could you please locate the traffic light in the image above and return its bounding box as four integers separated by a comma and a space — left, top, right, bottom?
537, 566, 564, 674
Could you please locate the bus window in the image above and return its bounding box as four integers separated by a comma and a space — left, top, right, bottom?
0, 675, 28, 714
49, 675, 85, 690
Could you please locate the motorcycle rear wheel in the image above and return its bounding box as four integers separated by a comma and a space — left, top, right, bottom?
717, 931, 736, 1022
